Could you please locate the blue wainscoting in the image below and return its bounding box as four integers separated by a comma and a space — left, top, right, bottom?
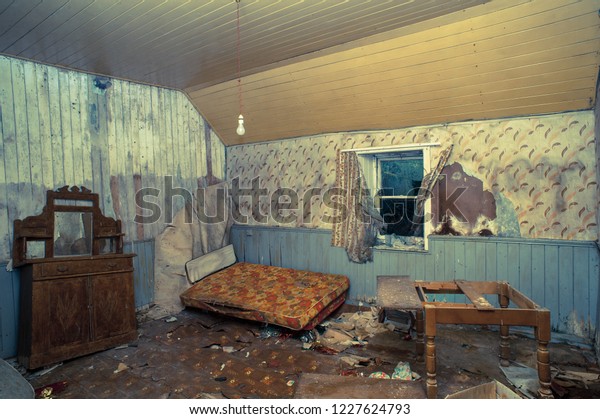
0, 268, 19, 359
597, 283, 600, 362
231, 225, 599, 340
124, 240, 156, 309
0, 239, 155, 359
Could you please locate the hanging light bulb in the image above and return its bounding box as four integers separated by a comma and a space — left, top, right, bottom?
235, 0, 245, 136
236, 114, 245, 135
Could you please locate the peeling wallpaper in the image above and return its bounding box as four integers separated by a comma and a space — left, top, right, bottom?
228, 111, 597, 241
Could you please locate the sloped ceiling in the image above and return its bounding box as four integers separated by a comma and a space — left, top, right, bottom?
1, 0, 599, 146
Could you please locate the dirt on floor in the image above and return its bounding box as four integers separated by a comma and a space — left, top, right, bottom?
14, 307, 600, 399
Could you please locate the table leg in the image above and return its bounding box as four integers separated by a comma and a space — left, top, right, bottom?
498, 284, 511, 367
425, 335, 437, 399
536, 309, 553, 398
415, 309, 424, 362
424, 305, 437, 399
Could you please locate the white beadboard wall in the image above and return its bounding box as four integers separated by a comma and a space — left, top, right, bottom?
0, 55, 226, 262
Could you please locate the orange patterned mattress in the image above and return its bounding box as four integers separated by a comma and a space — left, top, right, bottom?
180, 262, 350, 330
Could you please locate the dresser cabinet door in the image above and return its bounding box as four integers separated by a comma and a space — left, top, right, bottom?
90, 273, 136, 340
31, 277, 90, 355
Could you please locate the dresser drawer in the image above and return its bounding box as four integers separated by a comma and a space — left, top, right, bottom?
37, 258, 132, 278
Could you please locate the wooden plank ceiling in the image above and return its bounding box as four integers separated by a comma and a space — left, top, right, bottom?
1, 0, 599, 146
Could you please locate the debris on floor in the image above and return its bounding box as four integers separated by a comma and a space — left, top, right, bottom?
550, 367, 600, 398
445, 380, 522, 399
499, 362, 540, 398
326, 306, 395, 341
368, 361, 420, 381
113, 363, 129, 374
34, 381, 68, 399
12, 308, 600, 399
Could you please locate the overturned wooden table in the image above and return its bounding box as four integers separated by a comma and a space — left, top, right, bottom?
377, 276, 552, 399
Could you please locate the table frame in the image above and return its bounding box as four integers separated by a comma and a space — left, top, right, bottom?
377, 277, 553, 399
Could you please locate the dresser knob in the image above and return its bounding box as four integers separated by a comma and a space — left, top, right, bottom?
56, 265, 68, 272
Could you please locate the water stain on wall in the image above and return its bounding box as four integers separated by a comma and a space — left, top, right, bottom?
431, 162, 497, 236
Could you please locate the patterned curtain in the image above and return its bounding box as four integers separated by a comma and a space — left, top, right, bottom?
331, 150, 382, 263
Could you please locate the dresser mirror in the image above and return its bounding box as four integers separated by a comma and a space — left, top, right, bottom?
53, 211, 93, 256
12, 185, 124, 267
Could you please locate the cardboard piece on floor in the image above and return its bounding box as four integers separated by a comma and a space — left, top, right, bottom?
294, 373, 426, 399
445, 380, 521, 399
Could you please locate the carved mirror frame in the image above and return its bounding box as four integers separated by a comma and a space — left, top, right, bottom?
12, 186, 124, 267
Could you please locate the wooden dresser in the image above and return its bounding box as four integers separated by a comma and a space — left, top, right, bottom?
13, 186, 137, 370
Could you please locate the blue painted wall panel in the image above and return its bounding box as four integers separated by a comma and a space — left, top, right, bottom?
124, 240, 155, 309
0, 268, 19, 358
231, 225, 599, 339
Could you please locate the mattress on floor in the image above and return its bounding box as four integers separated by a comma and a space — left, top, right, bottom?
180, 262, 350, 330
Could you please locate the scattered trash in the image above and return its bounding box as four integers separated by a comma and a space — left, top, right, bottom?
113, 363, 129, 374
551, 367, 600, 397
328, 307, 392, 343
298, 329, 317, 343
392, 361, 419, 381
164, 316, 178, 323
499, 362, 539, 398
34, 381, 68, 399
340, 355, 371, 367
382, 309, 413, 333
368, 361, 420, 381
220, 363, 226, 371
37, 363, 62, 377
222, 346, 235, 353
321, 329, 355, 347
114, 344, 129, 350
286, 380, 295, 387
553, 369, 600, 384
260, 325, 283, 339
369, 372, 391, 379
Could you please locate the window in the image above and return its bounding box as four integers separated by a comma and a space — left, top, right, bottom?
356, 144, 435, 251
377, 150, 423, 236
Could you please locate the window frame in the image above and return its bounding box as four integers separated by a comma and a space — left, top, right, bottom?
351, 143, 439, 251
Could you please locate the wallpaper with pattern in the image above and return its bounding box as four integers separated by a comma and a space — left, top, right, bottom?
227, 111, 597, 240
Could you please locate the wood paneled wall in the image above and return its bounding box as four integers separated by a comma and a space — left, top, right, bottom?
0, 56, 225, 358
191, 0, 600, 145
231, 225, 599, 340
0, 55, 225, 262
